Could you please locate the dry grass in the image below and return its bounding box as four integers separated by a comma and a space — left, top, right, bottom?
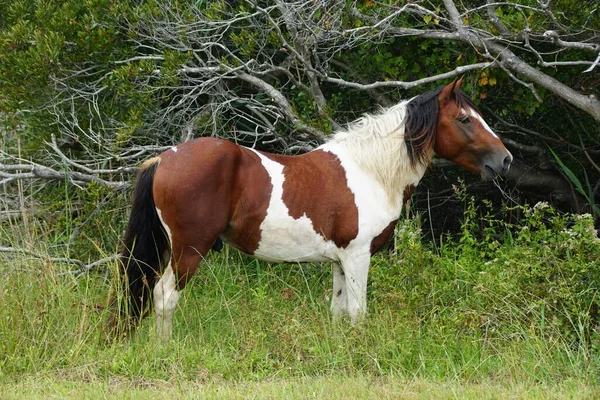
1, 374, 596, 400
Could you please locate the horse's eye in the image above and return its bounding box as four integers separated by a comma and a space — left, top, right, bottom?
459, 117, 471, 125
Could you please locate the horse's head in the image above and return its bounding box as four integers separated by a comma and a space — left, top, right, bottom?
433, 78, 512, 180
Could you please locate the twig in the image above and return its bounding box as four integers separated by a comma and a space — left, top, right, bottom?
579, 136, 600, 174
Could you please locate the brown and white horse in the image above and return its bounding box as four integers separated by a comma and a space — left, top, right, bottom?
111, 79, 512, 339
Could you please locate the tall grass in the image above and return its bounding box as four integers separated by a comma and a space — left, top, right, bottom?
0, 195, 599, 395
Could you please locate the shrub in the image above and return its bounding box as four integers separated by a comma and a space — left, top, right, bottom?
370, 198, 600, 350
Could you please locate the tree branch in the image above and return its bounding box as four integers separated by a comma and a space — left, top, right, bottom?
0, 155, 133, 188
320, 63, 493, 91
0, 247, 118, 276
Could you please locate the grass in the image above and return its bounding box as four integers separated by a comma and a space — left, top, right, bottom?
1, 374, 596, 399
1, 197, 599, 398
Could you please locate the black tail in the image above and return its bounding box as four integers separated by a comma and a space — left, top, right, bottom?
108, 157, 169, 334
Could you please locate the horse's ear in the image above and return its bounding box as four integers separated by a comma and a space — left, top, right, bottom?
439, 79, 459, 105
454, 76, 464, 90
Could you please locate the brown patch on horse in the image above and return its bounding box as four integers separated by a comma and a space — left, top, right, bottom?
370, 185, 415, 255
220, 148, 272, 255
152, 138, 271, 287
370, 219, 398, 255
271, 150, 359, 249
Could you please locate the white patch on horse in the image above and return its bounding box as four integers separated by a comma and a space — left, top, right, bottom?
317, 101, 429, 322
154, 207, 177, 341
153, 262, 179, 342
327, 101, 428, 204
464, 108, 499, 139
246, 101, 429, 322
171, 146, 178, 153
156, 207, 173, 245
247, 148, 336, 263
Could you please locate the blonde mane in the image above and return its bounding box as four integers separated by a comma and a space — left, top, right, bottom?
326, 101, 432, 204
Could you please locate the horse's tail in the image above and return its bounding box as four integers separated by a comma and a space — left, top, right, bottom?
108, 156, 169, 336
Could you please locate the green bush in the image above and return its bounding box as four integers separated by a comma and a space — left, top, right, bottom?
371, 197, 600, 351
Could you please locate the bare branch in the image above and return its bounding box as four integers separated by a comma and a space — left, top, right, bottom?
485, 1, 513, 38
235, 71, 325, 142
321, 63, 494, 91
542, 30, 600, 53
0, 155, 133, 188
0, 246, 118, 275
583, 53, 600, 73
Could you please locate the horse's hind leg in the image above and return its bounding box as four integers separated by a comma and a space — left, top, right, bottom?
154, 244, 206, 341
154, 259, 179, 341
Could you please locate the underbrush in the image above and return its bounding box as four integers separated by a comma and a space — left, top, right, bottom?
0, 195, 599, 389
373, 198, 600, 355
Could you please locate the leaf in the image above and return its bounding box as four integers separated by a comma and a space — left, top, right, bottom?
423, 15, 432, 24
548, 148, 586, 197
582, 168, 600, 216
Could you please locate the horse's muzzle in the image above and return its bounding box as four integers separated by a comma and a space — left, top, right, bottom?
481, 151, 513, 180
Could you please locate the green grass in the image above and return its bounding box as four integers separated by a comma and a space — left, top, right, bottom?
1, 200, 599, 397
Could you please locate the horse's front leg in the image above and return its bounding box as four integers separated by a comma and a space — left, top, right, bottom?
330, 262, 347, 318
340, 252, 371, 324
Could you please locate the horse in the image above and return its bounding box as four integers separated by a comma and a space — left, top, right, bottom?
109, 78, 512, 340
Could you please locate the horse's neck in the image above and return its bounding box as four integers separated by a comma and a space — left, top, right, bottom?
320, 138, 429, 210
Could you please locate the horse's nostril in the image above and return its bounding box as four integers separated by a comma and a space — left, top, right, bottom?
502, 155, 511, 171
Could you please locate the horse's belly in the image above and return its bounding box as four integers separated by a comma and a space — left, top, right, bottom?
252, 215, 337, 262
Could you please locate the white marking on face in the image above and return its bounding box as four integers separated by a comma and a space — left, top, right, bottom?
464, 107, 499, 139
246, 148, 336, 262
171, 146, 178, 153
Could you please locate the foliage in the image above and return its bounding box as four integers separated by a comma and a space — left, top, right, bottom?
1, 0, 598, 223
0, 0, 136, 144
372, 198, 600, 352
549, 147, 600, 217
1, 0, 598, 145
1, 196, 599, 389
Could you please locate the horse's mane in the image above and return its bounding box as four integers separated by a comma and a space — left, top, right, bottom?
405, 86, 479, 166
326, 85, 477, 204
326, 101, 414, 204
